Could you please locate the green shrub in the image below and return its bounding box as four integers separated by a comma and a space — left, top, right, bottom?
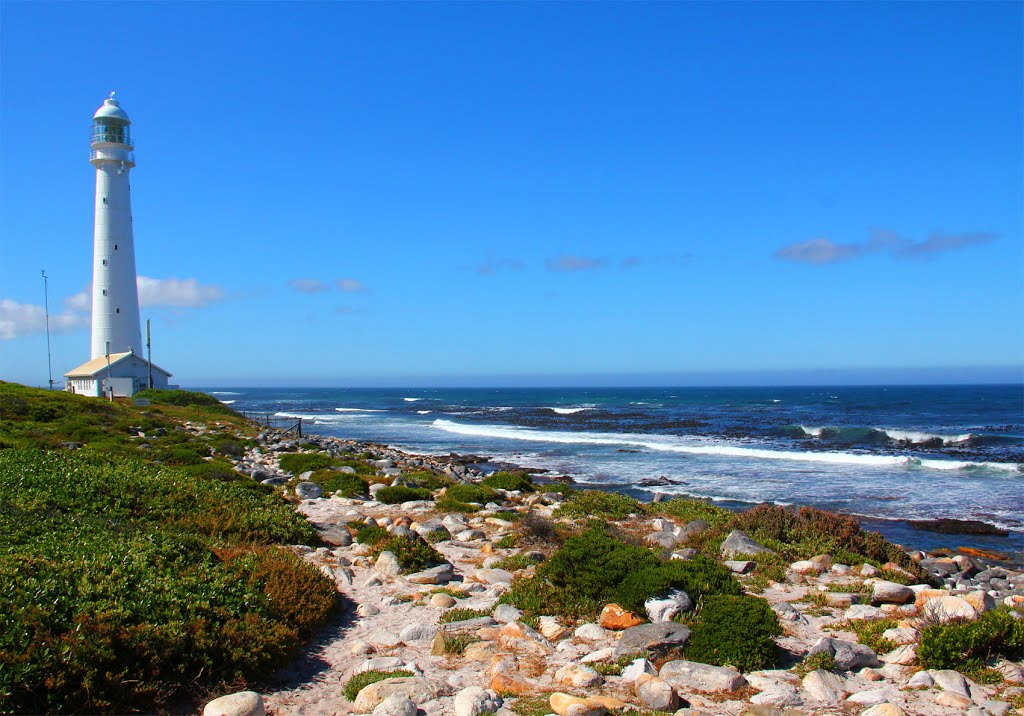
918, 608, 1024, 681
651, 497, 732, 525
370, 536, 444, 573
554, 490, 641, 519
0, 449, 334, 714
445, 484, 500, 505
501, 527, 740, 622
309, 469, 368, 497
435, 496, 481, 513
613, 555, 740, 615
278, 452, 337, 475
343, 669, 414, 700
376, 485, 432, 504
440, 633, 480, 655
685, 595, 782, 672
482, 471, 535, 492
403, 469, 454, 490
133, 388, 228, 409
439, 607, 493, 624
492, 553, 534, 572
794, 651, 836, 677
355, 524, 389, 545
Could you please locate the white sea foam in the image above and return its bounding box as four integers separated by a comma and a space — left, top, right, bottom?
885, 429, 973, 444
430, 419, 1020, 473
404, 397, 421, 402
548, 407, 592, 415
417, 410, 432, 415
219, 399, 236, 405
800, 426, 825, 437
210, 391, 240, 395
335, 407, 386, 413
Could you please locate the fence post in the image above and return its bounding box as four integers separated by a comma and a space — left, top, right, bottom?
298, 417, 302, 438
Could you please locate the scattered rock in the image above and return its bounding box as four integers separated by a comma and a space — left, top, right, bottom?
871, 581, 914, 605
203, 691, 266, 716
400, 623, 437, 643
635, 673, 679, 711
352, 677, 433, 712
549, 692, 606, 716
721, 529, 773, 559
494, 604, 524, 623
375, 551, 402, 577
453, 686, 502, 716
659, 659, 747, 692
372, 693, 417, 716
430, 593, 456, 608
614, 622, 691, 658
644, 589, 692, 623
801, 670, 847, 704
599, 603, 643, 630
406, 563, 455, 584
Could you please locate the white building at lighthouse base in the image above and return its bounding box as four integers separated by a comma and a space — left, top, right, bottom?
64, 351, 174, 398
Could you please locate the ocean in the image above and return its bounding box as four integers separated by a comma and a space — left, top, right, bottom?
203, 384, 1024, 556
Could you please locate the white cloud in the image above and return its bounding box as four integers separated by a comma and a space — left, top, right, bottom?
337, 278, 368, 292
774, 238, 862, 265
0, 299, 89, 340
137, 276, 224, 307
776, 230, 998, 265
545, 255, 607, 272
64, 290, 91, 312
288, 278, 330, 294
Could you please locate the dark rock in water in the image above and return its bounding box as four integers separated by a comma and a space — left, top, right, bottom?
909, 519, 1009, 536
638, 476, 682, 487
617, 449, 642, 453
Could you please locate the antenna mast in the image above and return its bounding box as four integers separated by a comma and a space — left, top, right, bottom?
147, 319, 153, 389
42, 270, 54, 389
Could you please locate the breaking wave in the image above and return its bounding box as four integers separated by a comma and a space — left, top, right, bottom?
431, 419, 1021, 473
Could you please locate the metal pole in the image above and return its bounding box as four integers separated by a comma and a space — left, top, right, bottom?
146, 319, 153, 388
42, 270, 54, 389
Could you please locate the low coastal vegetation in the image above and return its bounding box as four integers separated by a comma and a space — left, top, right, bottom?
0, 382, 340, 714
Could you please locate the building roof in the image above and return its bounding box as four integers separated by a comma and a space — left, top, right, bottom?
94, 93, 131, 123
65, 351, 172, 378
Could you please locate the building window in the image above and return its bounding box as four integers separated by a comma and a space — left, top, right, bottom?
102, 289, 107, 296
102, 259, 108, 266
102, 197, 107, 204
116, 308, 120, 314
114, 244, 118, 250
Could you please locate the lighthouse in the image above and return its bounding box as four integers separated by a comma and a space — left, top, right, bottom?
65, 94, 174, 397
89, 92, 142, 359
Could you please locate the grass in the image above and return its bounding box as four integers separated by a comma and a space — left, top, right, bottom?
0, 382, 340, 714
553, 490, 642, 519
793, 651, 836, 677
342, 669, 414, 700
491, 553, 535, 572
430, 586, 468, 599
441, 633, 481, 655
439, 607, 493, 624
918, 608, 1024, 683
826, 617, 899, 654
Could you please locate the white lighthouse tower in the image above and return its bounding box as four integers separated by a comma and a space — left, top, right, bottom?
65, 93, 174, 397
89, 92, 142, 359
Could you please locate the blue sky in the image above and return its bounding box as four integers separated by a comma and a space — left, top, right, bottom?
2, 1, 1021, 387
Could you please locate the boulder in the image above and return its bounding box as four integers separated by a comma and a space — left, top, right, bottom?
843, 604, 884, 621
430, 593, 456, 608
614, 622, 691, 658
372, 694, 417, 716
678, 519, 711, 540
921, 596, 978, 622
355, 657, 406, 674
294, 481, 323, 499
646, 531, 680, 549
497, 621, 553, 656
644, 589, 693, 623
473, 568, 514, 585
549, 692, 606, 716
493, 604, 524, 624
860, 703, 907, 715
659, 659, 747, 692
720, 529, 772, 558
807, 637, 879, 671
724, 560, 756, 574
879, 644, 917, 666
554, 664, 602, 688
934, 692, 972, 709
871, 581, 914, 605
801, 670, 847, 704
907, 671, 934, 688
203, 691, 266, 716
635, 673, 679, 711
599, 603, 643, 630
573, 623, 608, 641
399, 624, 437, 643
790, 560, 826, 575
406, 563, 455, 584
929, 669, 970, 697
453, 686, 503, 716
367, 630, 402, 649
620, 658, 657, 682
353, 677, 433, 712
374, 551, 402, 577
749, 685, 802, 708
440, 616, 497, 634
537, 616, 570, 641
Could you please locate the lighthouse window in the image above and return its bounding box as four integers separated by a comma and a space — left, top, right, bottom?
102, 197, 107, 204
114, 244, 118, 250
102, 259, 108, 266
116, 308, 120, 314
102, 289, 107, 296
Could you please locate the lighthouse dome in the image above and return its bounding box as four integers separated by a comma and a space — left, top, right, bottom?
94, 93, 130, 124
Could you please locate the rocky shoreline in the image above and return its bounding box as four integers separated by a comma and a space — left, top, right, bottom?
199, 427, 1024, 716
